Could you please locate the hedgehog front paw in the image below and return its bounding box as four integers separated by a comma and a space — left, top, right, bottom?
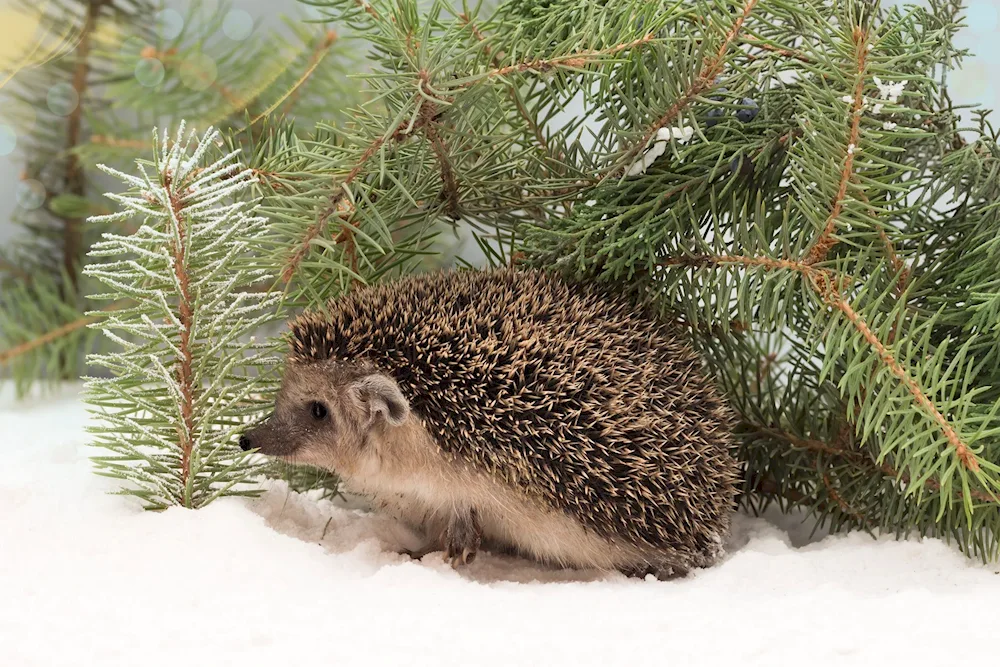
444, 507, 482, 568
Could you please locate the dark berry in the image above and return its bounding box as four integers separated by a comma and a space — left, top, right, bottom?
736, 98, 759, 123
706, 107, 725, 127
729, 154, 755, 180
706, 86, 729, 127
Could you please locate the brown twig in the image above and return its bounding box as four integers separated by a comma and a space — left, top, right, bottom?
821, 470, 870, 525
419, 75, 461, 219
334, 226, 358, 276
0, 256, 33, 283
0, 300, 128, 365
877, 227, 910, 294
162, 171, 197, 499
147, 47, 247, 112
355, 0, 379, 21
608, 0, 759, 182
453, 33, 656, 90
803, 26, 870, 265
277, 30, 340, 119
459, 14, 549, 153
62, 0, 107, 293
88, 135, 149, 150
752, 425, 856, 458
753, 476, 807, 503
741, 38, 811, 63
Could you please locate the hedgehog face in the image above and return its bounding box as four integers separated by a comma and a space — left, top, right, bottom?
239, 360, 410, 474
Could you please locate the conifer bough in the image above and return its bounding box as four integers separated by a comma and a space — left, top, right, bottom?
516, 0, 1000, 558
82, 124, 280, 510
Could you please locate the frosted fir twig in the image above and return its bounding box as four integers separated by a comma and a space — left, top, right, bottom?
82, 123, 282, 511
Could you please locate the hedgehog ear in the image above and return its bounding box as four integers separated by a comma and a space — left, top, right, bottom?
351, 374, 409, 427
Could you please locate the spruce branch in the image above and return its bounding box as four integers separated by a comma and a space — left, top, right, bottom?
0, 269, 108, 396
739, 38, 811, 63
459, 12, 550, 154
746, 423, 996, 505
0, 2, 83, 91
0, 255, 33, 283
287, 66, 649, 282
82, 123, 281, 510
1, 0, 363, 397
831, 296, 977, 471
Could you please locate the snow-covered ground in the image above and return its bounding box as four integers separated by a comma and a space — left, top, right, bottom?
2, 383, 997, 666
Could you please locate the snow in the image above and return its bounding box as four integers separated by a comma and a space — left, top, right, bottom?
626, 125, 695, 176
873, 76, 908, 103
3, 383, 999, 666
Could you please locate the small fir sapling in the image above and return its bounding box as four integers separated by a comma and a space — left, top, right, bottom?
82, 123, 281, 510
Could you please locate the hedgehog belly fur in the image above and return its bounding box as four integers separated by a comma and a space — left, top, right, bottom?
337, 421, 698, 574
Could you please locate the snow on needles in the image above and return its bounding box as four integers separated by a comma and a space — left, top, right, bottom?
627, 126, 695, 176
873, 76, 908, 104
2, 384, 999, 666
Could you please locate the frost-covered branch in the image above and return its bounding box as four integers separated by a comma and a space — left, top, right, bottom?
82, 124, 281, 510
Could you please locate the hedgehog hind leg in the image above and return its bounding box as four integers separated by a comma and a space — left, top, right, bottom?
444, 506, 483, 567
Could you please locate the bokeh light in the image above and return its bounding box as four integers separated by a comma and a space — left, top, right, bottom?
0, 124, 16, 156
46, 82, 79, 117
178, 54, 218, 92
135, 58, 165, 87
92, 18, 125, 52
15, 179, 45, 210
0, 8, 43, 69
155, 9, 185, 40
223, 10, 254, 41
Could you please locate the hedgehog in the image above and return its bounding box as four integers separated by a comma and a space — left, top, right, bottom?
240, 267, 739, 578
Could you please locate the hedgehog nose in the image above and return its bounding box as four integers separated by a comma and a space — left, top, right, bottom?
238, 435, 252, 451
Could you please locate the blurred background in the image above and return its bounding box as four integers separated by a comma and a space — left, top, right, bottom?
1, 0, 997, 246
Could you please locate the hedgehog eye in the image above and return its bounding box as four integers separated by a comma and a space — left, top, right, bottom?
310, 401, 328, 421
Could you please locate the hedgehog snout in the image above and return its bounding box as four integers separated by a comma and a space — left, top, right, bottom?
239, 412, 275, 453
